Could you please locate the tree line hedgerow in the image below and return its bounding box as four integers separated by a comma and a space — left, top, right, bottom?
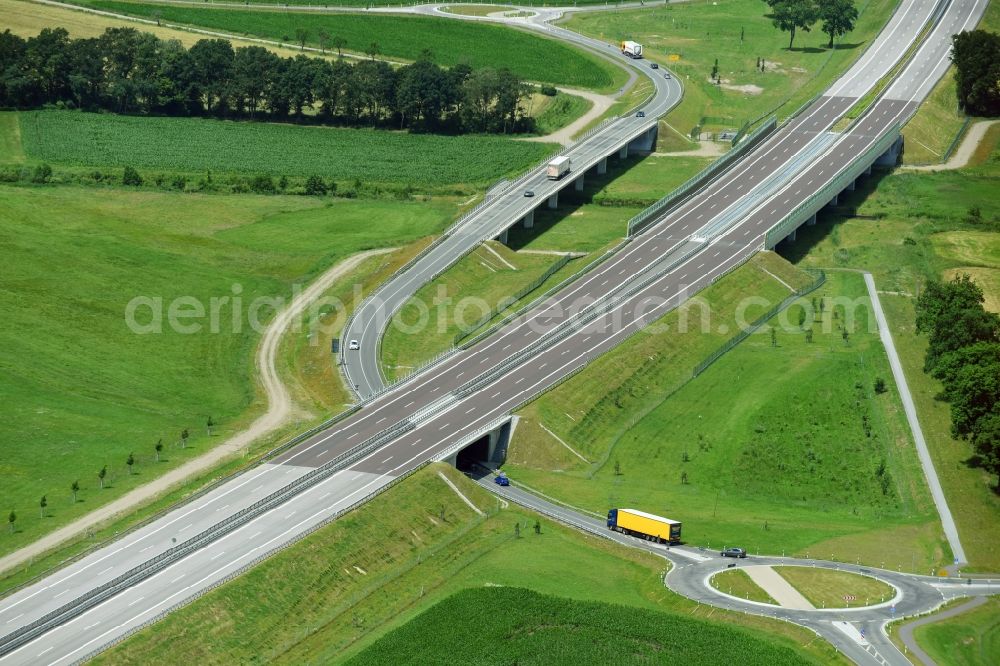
915, 275, 1000, 488
0, 27, 538, 134
951, 30, 1000, 117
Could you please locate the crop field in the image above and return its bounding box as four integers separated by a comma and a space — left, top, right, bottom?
0, 184, 458, 559
13, 110, 555, 188
381, 242, 588, 381
84, 2, 625, 91
913, 597, 1000, 666
789, 151, 1000, 569
774, 567, 895, 608
507, 265, 946, 569
564, 0, 900, 135
96, 464, 842, 665
350, 586, 812, 665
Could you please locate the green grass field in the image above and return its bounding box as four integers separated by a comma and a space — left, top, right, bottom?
912, 597, 1000, 666
0, 184, 457, 559
711, 568, 778, 604
507, 264, 946, 568
564, 0, 900, 135
95, 463, 843, 665
786, 151, 1000, 570
381, 242, 587, 381
774, 566, 895, 608
529, 91, 593, 136
11, 110, 556, 188
84, 2, 625, 91
350, 586, 812, 665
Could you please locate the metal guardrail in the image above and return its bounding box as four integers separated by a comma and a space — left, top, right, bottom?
627, 116, 777, 237
763, 122, 902, 248
692, 270, 827, 377
0, 417, 416, 656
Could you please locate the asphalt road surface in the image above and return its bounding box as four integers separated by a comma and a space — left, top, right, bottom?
0, 0, 987, 662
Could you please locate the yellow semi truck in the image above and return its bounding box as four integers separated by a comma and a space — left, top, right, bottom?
607, 508, 681, 544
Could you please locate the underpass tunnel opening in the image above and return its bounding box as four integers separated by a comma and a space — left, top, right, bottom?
448, 419, 512, 474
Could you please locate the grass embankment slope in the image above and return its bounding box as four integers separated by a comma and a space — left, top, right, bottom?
787, 144, 1000, 570
912, 597, 1000, 666
507, 259, 946, 569
97, 464, 842, 665
0, 184, 458, 560
774, 567, 895, 608
901, 2, 1000, 165
81, 1, 626, 91
8, 110, 555, 191
564, 0, 899, 135
711, 568, 778, 604
381, 242, 587, 381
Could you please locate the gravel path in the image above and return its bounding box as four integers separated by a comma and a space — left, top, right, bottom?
0, 249, 394, 577
897, 596, 988, 666
906, 119, 999, 171
743, 565, 816, 610
520, 87, 616, 147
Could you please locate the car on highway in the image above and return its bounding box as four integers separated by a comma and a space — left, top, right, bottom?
650, 62, 659, 69
636, 111, 645, 118
495, 471, 510, 486
348, 339, 360, 350
664, 73, 671, 79
524, 190, 535, 197
720, 547, 747, 558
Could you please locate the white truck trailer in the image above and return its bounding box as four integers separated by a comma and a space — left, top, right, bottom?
620, 41, 643, 58
546, 156, 571, 180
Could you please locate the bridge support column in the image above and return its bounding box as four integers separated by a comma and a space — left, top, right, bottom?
495, 228, 509, 245
486, 417, 516, 464
574, 175, 585, 192
596, 158, 607, 175
787, 228, 797, 243
829, 193, 839, 207
846, 179, 856, 192
522, 210, 534, 229
806, 213, 817, 226
548, 192, 558, 210
875, 134, 904, 167
619, 144, 629, 160
865, 164, 872, 176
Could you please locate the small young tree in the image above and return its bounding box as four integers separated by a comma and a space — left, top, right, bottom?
333, 36, 346, 57
613, 460, 622, 476
8, 510, 15, 534
366, 42, 380, 60
533, 520, 541, 535
181, 428, 190, 449
805, 328, 814, 343
126, 452, 135, 475
797, 308, 807, 329
71, 480, 80, 503
98, 465, 107, 489
295, 27, 310, 51
39, 495, 47, 518
155, 439, 163, 462
681, 471, 689, 485
770, 328, 777, 347
206, 416, 215, 437
317, 28, 330, 54
514, 522, 521, 538
842, 328, 850, 345
711, 58, 719, 82
873, 377, 887, 394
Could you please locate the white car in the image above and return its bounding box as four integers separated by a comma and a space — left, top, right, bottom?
348, 339, 360, 350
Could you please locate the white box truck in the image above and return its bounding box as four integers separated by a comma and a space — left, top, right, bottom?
547, 156, 571, 180
620, 41, 643, 59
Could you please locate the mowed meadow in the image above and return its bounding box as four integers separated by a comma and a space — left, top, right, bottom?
83, 2, 626, 90
0, 184, 460, 557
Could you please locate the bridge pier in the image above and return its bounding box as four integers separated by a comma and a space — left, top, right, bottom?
629, 125, 659, 152
619, 144, 629, 160
806, 213, 817, 226
522, 209, 534, 229
786, 228, 797, 243
846, 178, 856, 192
829, 193, 839, 207
574, 175, 585, 192
596, 158, 607, 175
548, 192, 559, 210
865, 164, 872, 176
495, 228, 509, 245
875, 134, 904, 167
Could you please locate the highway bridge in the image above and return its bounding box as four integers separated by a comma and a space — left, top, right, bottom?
0, 0, 989, 662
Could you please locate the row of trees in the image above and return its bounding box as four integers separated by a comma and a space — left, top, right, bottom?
0, 27, 533, 134
915, 275, 1000, 487
951, 30, 1000, 117
765, 0, 859, 49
